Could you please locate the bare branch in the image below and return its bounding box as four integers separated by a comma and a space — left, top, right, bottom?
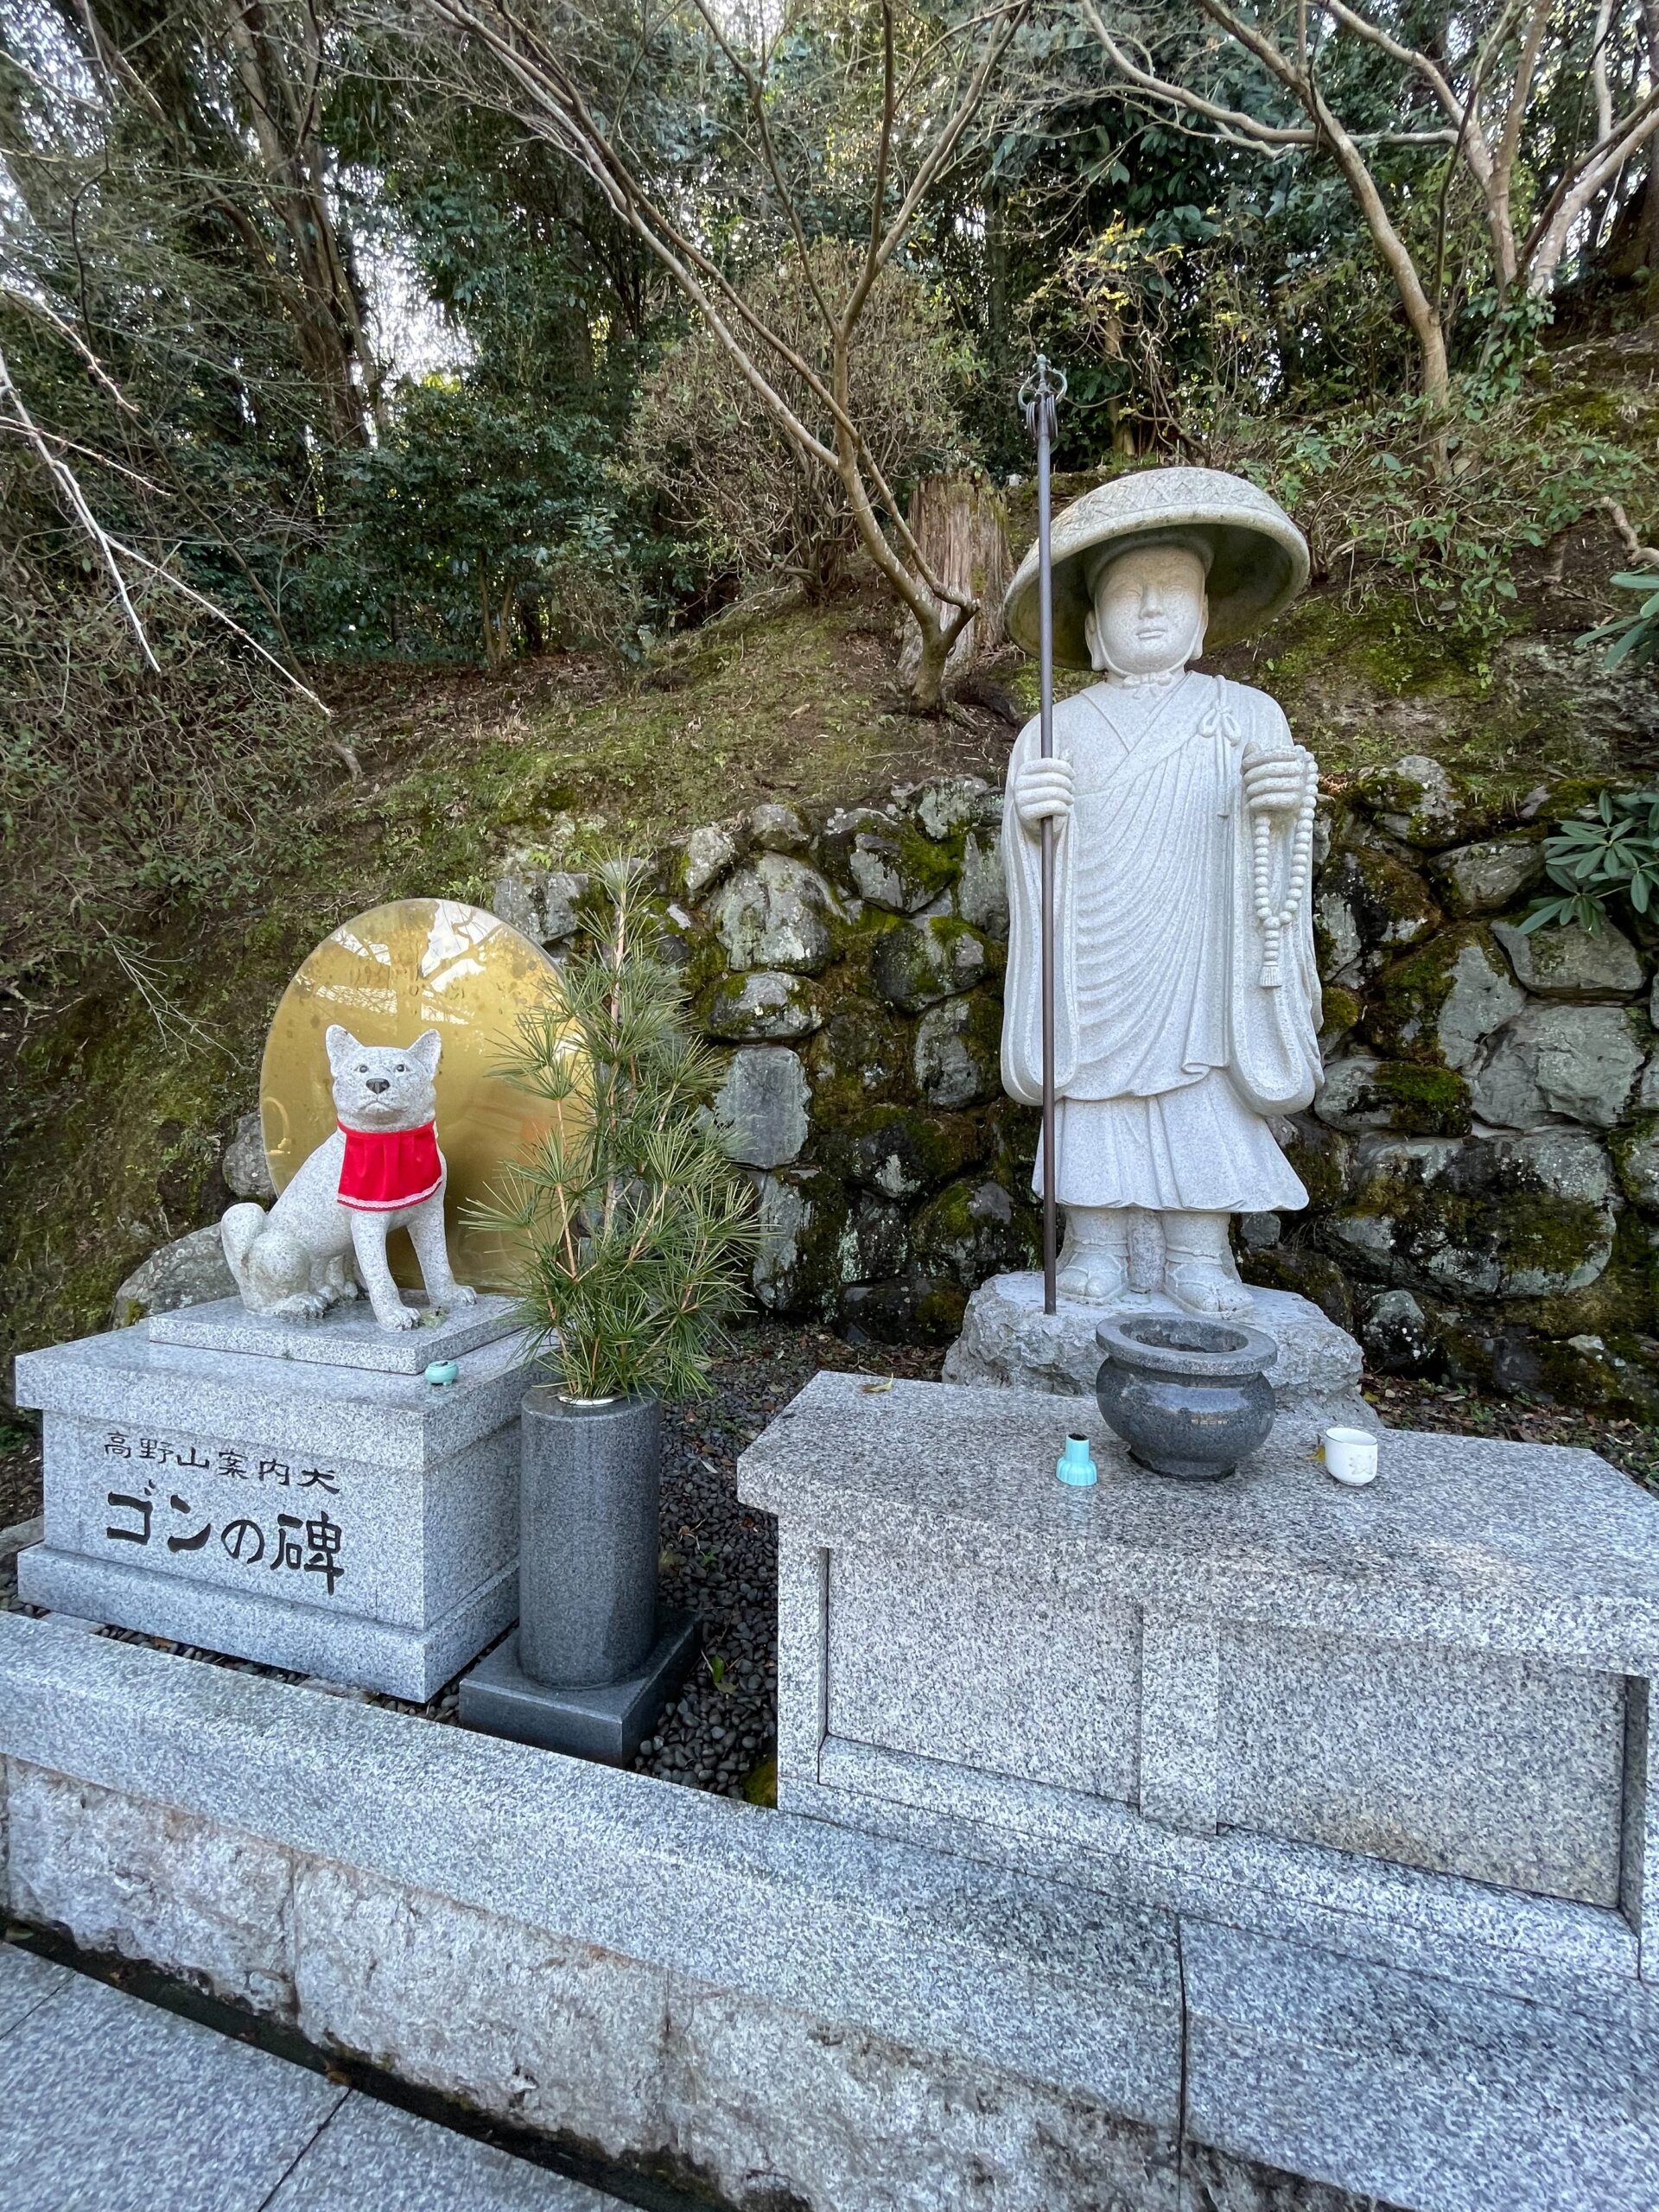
0, 282, 136, 409
1599, 497, 1659, 566
1082, 2, 1317, 144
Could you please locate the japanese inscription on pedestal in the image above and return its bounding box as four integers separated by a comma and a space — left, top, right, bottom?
101, 1430, 346, 1596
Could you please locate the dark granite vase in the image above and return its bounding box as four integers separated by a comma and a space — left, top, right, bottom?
1094, 1313, 1277, 1481
519, 1388, 661, 1687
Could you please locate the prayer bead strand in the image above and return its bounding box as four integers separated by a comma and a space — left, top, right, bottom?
1252, 758, 1316, 989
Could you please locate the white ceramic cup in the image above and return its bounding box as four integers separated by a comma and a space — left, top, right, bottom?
1323, 1427, 1379, 1487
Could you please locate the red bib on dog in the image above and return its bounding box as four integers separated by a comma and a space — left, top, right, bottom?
337, 1122, 443, 1212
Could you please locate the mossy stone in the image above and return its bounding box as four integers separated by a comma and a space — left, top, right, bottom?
1368, 1062, 1473, 1135
837, 1192, 912, 1285
820, 809, 961, 914
1319, 983, 1363, 1054
912, 776, 996, 840
1491, 918, 1645, 1001
750, 1166, 851, 1319
870, 917, 1001, 1014
1527, 1333, 1659, 1423
1237, 1243, 1356, 1332
838, 1272, 970, 1345
914, 990, 1003, 1109
1331, 1134, 1615, 1300
911, 1175, 1039, 1289
817, 1103, 986, 1199
1318, 1058, 1473, 1136
1352, 755, 1500, 849
699, 969, 821, 1042
985, 1096, 1040, 1192
1428, 836, 1545, 918
1481, 1194, 1617, 1298
710, 853, 839, 973
1611, 1114, 1659, 1212
1363, 925, 1524, 1069
671, 820, 747, 900
1278, 1115, 1353, 1211
804, 999, 912, 1122
1322, 847, 1442, 954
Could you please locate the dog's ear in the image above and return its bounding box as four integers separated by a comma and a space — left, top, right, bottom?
324, 1025, 359, 1070
408, 1029, 442, 1077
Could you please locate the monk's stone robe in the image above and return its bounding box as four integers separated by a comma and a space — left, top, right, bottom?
1000, 670, 1320, 1212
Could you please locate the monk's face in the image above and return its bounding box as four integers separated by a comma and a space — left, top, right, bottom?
1085, 544, 1208, 677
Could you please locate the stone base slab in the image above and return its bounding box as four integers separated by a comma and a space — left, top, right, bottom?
943, 1270, 1376, 1453
16, 1546, 516, 1703
459, 1614, 698, 1763
6, 1610, 1659, 2212
148, 1291, 524, 1375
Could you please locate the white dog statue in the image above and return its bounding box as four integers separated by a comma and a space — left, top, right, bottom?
220, 1026, 476, 1332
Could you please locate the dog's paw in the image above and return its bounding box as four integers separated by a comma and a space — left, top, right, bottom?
374, 1302, 420, 1332
444, 1284, 479, 1310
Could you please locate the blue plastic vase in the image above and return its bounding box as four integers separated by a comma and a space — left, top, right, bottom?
1056, 1433, 1098, 1488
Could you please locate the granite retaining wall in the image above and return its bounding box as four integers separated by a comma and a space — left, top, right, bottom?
5, 1610, 1657, 2212
493, 753, 1659, 1418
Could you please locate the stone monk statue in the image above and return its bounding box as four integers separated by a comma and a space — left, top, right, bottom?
999, 467, 1321, 1318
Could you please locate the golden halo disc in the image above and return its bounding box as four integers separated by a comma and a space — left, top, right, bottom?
260, 898, 562, 1294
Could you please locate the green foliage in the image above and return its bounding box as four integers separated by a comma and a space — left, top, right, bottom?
1522, 791, 1659, 937
480, 860, 760, 1402
1581, 570, 1659, 672
1221, 382, 1656, 662
301, 379, 641, 666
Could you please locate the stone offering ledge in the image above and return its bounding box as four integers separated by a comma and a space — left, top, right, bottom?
741, 1371, 1659, 1668
741, 1370, 1659, 2026
4, 1611, 1659, 2212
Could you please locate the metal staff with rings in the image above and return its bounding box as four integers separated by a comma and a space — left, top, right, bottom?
1019, 353, 1066, 1316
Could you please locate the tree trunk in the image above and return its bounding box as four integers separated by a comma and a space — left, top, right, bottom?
223, 0, 378, 446
897, 472, 1013, 693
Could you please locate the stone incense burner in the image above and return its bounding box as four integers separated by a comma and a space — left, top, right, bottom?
1094, 1312, 1278, 1480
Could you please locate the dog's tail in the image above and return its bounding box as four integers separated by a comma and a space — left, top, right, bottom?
220, 1203, 266, 1293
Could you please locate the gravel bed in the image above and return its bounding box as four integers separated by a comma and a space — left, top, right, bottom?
4, 1332, 1656, 1804
1362, 1371, 1659, 1491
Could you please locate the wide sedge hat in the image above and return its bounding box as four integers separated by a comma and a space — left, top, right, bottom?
1004, 465, 1310, 666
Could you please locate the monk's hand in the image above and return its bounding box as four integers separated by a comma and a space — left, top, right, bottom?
1014, 755, 1074, 834
1242, 745, 1313, 817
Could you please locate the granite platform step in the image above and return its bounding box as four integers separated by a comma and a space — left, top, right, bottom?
0, 1942, 620, 2212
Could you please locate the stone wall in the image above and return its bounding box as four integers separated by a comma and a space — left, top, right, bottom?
4, 1609, 1644, 2212
498, 753, 1659, 1417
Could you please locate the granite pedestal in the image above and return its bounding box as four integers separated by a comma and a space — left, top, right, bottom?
943, 1269, 1376, 1454
14, 1297, 532, 1700
739, 1370, 1659, 2005
459, 1612, 699, 1763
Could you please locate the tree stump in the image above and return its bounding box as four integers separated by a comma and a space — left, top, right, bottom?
898, 472, 1014, 690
